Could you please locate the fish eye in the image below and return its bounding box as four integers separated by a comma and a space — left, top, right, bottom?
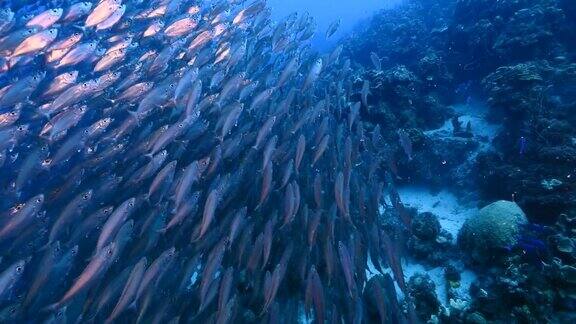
17, 126, 25, 131
35, 198, 42, 203
83, 194, 89, 199
107, 248, 113, 255
15, 205, 22, 211
16, 266, 22, 272
129, 202, 134, 207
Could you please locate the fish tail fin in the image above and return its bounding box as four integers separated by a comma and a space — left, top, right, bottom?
127, 301, 137, 311
258, 305, 269, 317
127, 110, 142, 126
71, 24, 87, 33
41, 302, 60, 313
37, 241, 51, 252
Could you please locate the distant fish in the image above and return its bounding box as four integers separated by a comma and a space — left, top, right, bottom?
302, 58, 323, 91
519, 136, 527, 155
360, 80, 371, 107
326, 19, 341, 39
370, 52, 381, 71
398, 129, 413, 161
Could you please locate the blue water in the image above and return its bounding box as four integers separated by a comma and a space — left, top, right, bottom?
268, 0, 403, 51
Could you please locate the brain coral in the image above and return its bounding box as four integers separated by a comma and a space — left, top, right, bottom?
458, 200, 528, 263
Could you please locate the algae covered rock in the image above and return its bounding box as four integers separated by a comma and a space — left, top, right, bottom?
412, 211, 441, 240
408, 273, 441, 322
458, 200, 528, 263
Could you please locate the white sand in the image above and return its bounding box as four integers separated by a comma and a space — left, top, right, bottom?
398, 186, 478, 238
425, 100, 500, 159
394, 99, 492, 308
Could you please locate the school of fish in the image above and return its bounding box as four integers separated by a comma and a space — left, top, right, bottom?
0, 0, 415, 323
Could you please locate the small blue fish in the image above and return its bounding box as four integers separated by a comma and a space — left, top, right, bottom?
519, 136, 527, 155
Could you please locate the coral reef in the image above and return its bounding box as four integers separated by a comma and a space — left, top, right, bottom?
407, 273, 441, 322
448, 0, 573, 80
454, 210, 576, 322
458, 200, 528, 264
344, 0, 576, 321
344, 1, 456, 132
408, 212, 453, 265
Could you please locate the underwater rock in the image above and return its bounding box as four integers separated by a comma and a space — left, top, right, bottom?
412, 212, 441, 240
458, 200, 528, 263
444, 264, 464, 304
549, 233, 574, 254
407, 211, 452, 265
451, 116, 473, 138
541, 178, 563, 191
553, 212, 576, 234
408, 273, 441, 322
408, 232, 453, 266
444, 264, 461, 284
560, 265, 576, 284
465, 311, 487, 324
400, 128, 479, 189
